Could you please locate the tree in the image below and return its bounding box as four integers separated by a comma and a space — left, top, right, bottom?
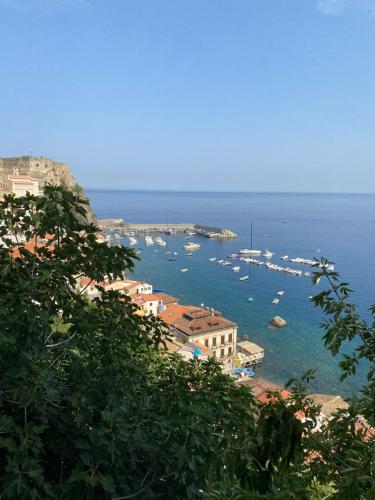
1, 187, 372, 499
0, 187, 262, 498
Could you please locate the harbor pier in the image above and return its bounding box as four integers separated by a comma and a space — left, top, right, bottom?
98, 219, 237, 239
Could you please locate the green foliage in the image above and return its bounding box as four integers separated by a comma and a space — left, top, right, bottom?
0, 187, 312, 498
1, 189, 373, 498
309, 259, 375, 498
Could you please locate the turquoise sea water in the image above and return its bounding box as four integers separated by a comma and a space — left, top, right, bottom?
87, 190, 375, 396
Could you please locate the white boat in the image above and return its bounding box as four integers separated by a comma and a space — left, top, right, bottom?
240, 221, 261, 255
180, 268, 189, 273
239, 275, 249, 281
232, 266, 240, 272
155, 237, 167, 246
239, 248, 262, 255
222, 261, 231, 266
209, 257, 216, 261
272, 298, 279, 304
144, 236, 154, 246
128, 237, 138, 245
248, 297, 254, 302
277, 290, 284, 296
183, 242, 201, 251
280, 255, 288, 260
263, 249, 274, 258
173, 251, 178, 255
217, 259, 224, 264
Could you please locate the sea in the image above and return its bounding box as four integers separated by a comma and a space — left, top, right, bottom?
87, 190, 375, 397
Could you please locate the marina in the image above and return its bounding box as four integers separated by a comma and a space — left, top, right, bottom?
89, 189, 371, 397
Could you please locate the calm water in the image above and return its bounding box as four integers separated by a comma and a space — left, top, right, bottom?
88, 190, 375, 396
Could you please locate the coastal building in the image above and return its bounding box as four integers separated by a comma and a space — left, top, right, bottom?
0, 166, 40, 198
166, 307, 237, 368
77, 277, 153, 300
236, 340, 264, 366
122, 280, 153, 296
129, 292, 178, 316
163, 337, 210, 361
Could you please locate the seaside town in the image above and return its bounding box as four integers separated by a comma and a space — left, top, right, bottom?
2, 0, 375, 494
1, 156, 374, 442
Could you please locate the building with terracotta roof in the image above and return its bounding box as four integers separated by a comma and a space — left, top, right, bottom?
169, 307, 237, 366
129, 292, 178, 316
0, 166, 40, 197
159, 304, 191, 325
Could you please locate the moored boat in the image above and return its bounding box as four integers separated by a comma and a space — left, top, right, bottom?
183, 242, 201, 251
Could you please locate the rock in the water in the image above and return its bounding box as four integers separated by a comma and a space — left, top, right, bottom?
271, 316, 287, 328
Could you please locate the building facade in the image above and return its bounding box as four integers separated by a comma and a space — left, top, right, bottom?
170, 307, 237, 366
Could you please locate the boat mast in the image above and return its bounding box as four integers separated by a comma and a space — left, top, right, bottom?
251, 220, 253, 250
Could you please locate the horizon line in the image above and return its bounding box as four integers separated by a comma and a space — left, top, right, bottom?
84, 187, 375, 195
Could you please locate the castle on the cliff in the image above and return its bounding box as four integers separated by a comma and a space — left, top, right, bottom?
0, 156, 77, 198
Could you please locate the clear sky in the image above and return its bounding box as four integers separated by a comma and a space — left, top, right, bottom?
1, 0, 375, 192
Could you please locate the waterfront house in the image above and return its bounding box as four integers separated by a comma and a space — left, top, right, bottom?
236, 340, 264, 366
167, 307, 237, 368
129, 292, 178, 316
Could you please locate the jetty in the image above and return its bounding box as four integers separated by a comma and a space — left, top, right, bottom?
98, 219, 237, 239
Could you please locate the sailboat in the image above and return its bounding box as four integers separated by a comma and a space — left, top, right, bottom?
239, 221, 262, 255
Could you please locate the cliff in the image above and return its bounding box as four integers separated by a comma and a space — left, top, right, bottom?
0, 156, 96, 223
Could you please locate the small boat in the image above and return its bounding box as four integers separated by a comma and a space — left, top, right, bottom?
240, 221, 261, 255
239, 248, 262, 255
239, 275, 249, 281
185, 253, 192, 256
217, 259, 224, 264
183, 242, 201, 251
222, 261, 231, 266
263, 249, 274, 259
209, 257, 216, 262
155, 237, 167, 246
315, 277, 321, 285
280, 255, 288, 260
248, 297, 254, 302
304, 272, 310, 277
173, 252, 178, 255
180, 268, 189, 273
168, 258, 176, 262
272, 298, 279, 304
277, 290, 284, 296
129, 237, 138, 245
309, 295, 313, 300
166, 251, 172, 255
144, 236, 154, 246
228, 253, 239, 259
232, 266, 240, 272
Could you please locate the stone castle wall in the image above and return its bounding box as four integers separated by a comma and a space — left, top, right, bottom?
0, 156, 76, 190
0, 156, 96, 222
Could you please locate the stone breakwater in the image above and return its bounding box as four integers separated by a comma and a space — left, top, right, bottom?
98, 219, 237, 239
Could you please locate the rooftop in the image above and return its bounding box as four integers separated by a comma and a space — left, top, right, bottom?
310, 394, 349, 419
173, 307, 236, 336
237, 340, 264, 355
159, 304, 191, 324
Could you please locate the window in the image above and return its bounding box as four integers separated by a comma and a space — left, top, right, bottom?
204, 339, 209, 348
229, 333, 233, 343
221, 335, 225, 345
212, 337, 217, 347
228, 346, 232, 355
212, 350, 216, 358
220, 348, 225, 358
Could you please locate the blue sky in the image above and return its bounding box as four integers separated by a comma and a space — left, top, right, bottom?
1, 0, 375, 192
